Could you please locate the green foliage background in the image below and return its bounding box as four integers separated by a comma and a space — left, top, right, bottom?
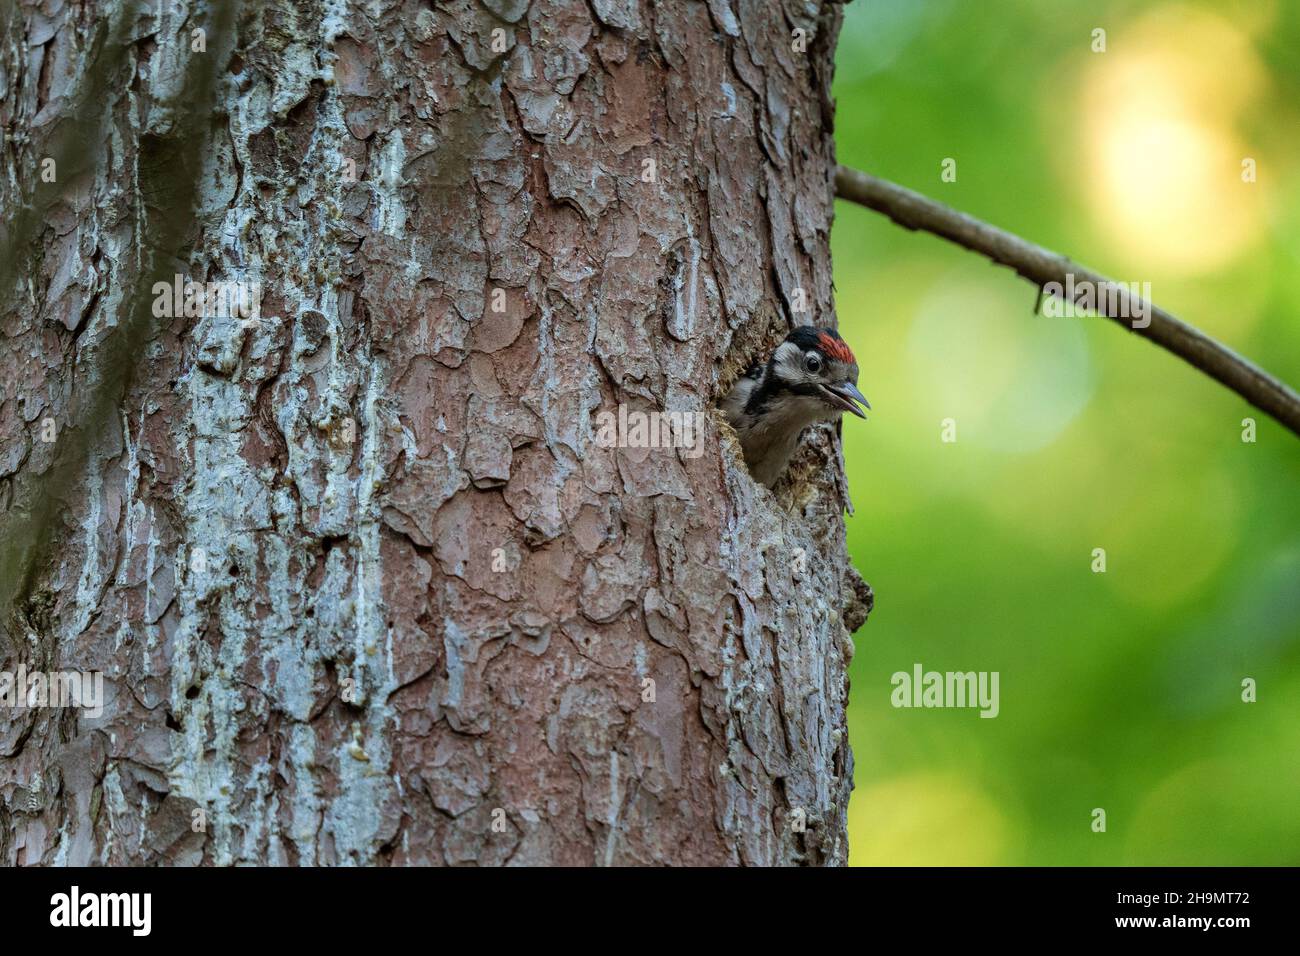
832, 0, 1300, 865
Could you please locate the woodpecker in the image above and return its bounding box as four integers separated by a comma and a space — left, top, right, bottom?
721, 326, 869, 487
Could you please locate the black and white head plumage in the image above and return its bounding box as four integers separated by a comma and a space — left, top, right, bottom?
721, 326, 869, 487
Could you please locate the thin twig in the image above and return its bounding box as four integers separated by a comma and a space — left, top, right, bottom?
834, 164, 1300, 439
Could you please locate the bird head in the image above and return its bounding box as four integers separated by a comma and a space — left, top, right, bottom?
767, 326, 870, 421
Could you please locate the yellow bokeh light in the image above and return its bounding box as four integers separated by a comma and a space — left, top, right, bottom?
1078, 5, 1267, 273
848, 772, 1014, 866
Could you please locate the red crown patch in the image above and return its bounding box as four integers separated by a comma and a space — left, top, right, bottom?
817, 331, 855, 364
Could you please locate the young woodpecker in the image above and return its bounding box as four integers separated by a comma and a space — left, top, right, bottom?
721, 326, 869, 487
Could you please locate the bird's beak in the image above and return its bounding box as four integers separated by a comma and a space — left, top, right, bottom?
821, 381, 870, 418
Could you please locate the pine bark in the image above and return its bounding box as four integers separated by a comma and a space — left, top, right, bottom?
1, 0, 869, 865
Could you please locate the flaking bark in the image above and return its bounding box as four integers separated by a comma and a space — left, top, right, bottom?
1, 0, 867, 866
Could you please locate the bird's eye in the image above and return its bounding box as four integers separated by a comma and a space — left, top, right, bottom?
804, 353, 822, 373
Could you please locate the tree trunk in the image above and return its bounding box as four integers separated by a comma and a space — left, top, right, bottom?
1, 0, 870, 866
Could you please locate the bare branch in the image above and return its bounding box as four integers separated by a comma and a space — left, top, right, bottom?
834, 165, 1300, 439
